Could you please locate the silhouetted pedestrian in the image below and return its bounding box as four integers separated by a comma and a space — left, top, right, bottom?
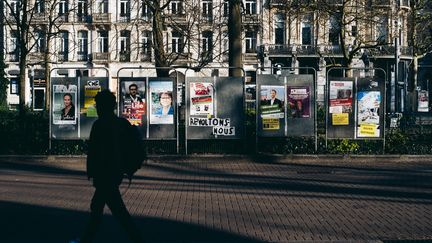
79, 90, 143, 243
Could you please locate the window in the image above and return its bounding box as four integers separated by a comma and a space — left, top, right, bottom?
141, 31, 152, 61
376, 17, 387, 43
329, 15, 340, 45
77, 0, 88, 22
301, 18, 312, 45
202, 0, 212, 20
35, 0, 45, 14
119, 30, 130, 61
245, 31, 257, 53
35, 31, 46, 53
245, 0, 256, 15
201, 31, 213, 60
97, 0, 108, 13
58, 0, 68, 19
141, 1, 152, 20
274, 13, 285, 45
8, 31, 18, 53
223, 0, 228, 17
171, 31, 184, 53
10, 0, 19, 16
120, 0, 130, 21
78, 31, 88, 61
10, 79, 19, 95
171, 0, 183, 15
97, 31, 108, 53
222, 31, 228, 60
58, 31, 69, 61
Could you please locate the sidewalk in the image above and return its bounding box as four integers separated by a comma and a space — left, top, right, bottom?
1, 156, 432, 242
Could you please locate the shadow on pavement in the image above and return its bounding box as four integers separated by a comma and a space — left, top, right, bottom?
0, 200, 263, 243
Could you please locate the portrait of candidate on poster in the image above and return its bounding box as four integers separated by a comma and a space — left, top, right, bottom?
53, 84, 77, 125
190, 82, 214, 116
260, 85, 285, 118
357, 91, 381, 138
120, 81, 146, 126
150, 81, 174, 125
287, 86, 311, 118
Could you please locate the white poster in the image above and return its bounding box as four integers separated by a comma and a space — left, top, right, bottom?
53, 84, 78, 125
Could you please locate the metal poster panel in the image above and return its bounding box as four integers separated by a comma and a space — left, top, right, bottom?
287, 86, 310, 118
286, 74, 315, 137
119, 78, 147, 139
148, 77, 176, 139
189, 82, 214, 116
79, 77, 108, 139
257, 74, 285, 137
327, 78, 355, 139
187, 77, 243, 139
357, 91, 381, 137
51, 77, 79, 139
149, 81, 174, 125
418, 90, 429, 112
356, 77, 385, 139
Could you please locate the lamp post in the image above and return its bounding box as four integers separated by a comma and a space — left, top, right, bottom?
30, 66, 35, 110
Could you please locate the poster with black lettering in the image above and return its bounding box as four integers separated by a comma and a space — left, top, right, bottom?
121, 81, 146, 126
287, 86, 310, 118
190, 82, 214, 116
189, 117, 235, 136
53, 84, 77, 125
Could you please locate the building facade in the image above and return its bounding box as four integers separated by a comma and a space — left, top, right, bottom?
2, 0, 413, 110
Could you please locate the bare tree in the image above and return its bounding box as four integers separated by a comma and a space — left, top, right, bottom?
228, 0, 242, 77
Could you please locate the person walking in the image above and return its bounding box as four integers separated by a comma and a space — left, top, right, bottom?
79, 89, 144, 243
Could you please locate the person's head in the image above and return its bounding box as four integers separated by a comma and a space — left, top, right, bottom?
296, 100, 303, 110
63, 93, 73, 107
159, 92, 172, 108
95, 89, 116, 117
129, 84, 138, 97
271, 89, 277, 99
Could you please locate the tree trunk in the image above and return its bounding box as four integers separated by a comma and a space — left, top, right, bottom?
228, 0, 242, 77
44, 32, 52, 112
153, 9, 169, 77
18, 51, 28, 115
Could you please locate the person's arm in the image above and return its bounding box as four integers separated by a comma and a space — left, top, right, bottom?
86, 123, 97, 180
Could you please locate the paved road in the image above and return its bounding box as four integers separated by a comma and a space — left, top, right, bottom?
1, 157, 432, 243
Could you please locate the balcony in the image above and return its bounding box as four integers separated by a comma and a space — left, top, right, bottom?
399, 0, 410, 8
242, 14, 260, 25
140, 53, 152, 62
172, 52, 191, 64
243, 53, 259, 64
372, 0, 391, 6
57, 14, 69, 22
76, 14, 91, 23
119, 14, 131, 23
164, 14, 187, 23
201, 14, 213, 23
77, 52, 88, 61
92, 13, 111, 23
7, 53, 19, 62
119, 51, 130, 62
33, 13, 47, 23
91, 52, 110, 63
200, 51, 213, 63
58, 52, 68, 62
28, 52, 45, 62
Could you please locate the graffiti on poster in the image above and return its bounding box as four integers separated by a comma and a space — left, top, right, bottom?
189, 117, 235, 136
260, 85, 285, 119
121, 81, 146, 126
262, 118, 280, 130
190, 82, 214, 116
357, 91, 381, 137
287, 86, 310, 118
53, 84, 77, 125
418, 90, 429, 112
83, 79, 101, 117
150, 81, 174, 124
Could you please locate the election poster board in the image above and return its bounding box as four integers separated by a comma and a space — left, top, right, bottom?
119, 78, 147, 139
148, 77, 176, 139
356, 78, 384, 139
327, 78, 355, 139
51, 77, 79, 139
187, 77, 243, 139
80, 77, 108, 139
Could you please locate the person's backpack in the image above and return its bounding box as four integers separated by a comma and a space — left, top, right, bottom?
118, 118, 146, 183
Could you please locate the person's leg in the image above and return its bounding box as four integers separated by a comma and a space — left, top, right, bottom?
106, 187, 143, 243
80, 188, 106, 243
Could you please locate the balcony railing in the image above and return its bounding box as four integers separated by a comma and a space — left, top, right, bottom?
119, 51, 130, 62
77, 52, 88, 61
76, 14, 90, 23
28, 52, 45, 62
119, 14, 131, 22
372, 0, 391, 6
399, 0, 409, 7
243, 53, 259, 63
92, 13, 111, 23
164, 14, 187, 23
242, 14, 260, 24
140, 53, 152, 62
57, 14, 69, 22
91, 52, 110, 62
33, 13, 47, 23
58, 52, 68, 62
172, 52, 191, 64
7, 53, 19, 62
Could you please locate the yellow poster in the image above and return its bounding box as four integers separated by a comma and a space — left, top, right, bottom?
332, 113, 349, 125
263, 118, 280, 130
359, 124, 378, 137
84, 86, 101, 117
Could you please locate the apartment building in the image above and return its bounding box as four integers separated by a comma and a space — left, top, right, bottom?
2, 0, 412, 110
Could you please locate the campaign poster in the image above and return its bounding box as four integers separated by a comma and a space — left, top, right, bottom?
287, 86, 310, 118
329, 81, 352, 125
260, 85, 285, 120
150, 81, 174, 124
83, 79, 101, 117
121, 81, 146, 126
357, 91, 381, 137
53, 84, 77, 125
190, 82, 214, 116
418, 90, 429, 112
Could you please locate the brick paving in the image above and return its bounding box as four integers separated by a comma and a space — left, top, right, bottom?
0, 157, 432, 243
